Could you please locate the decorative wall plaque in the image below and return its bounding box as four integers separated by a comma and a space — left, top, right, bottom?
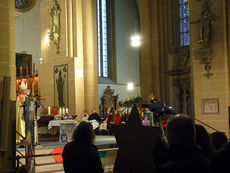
54, 64, 68, 107
201, 98, 219, 114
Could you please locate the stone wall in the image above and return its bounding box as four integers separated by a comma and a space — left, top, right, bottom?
190, 0, 230, 136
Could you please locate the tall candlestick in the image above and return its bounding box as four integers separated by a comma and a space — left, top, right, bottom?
62, 108, 66, 115
66, 108, 69, 114
48, 106, 51, 115
33, 63, 35, 74
59, 108, 62, 115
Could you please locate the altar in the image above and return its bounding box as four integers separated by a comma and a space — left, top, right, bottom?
48, 120, 79, 143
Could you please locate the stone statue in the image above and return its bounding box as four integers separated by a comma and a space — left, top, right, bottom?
49, 0, 61, 53
100, 86, 118, 118
197, 0, 214, 47
56, 71, 65, 107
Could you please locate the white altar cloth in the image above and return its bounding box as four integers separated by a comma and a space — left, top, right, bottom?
48, 120, 79, 142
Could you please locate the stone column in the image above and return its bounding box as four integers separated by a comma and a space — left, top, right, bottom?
82, 0, 98, 112
190, 0, 230, 136
0, 0, 16, 171
139, 0, 175, 103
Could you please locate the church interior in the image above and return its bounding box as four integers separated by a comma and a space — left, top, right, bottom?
1, 0, 230, 172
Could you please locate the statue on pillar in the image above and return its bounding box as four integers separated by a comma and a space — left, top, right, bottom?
197, 0, 215, 47
49, 0, 61, 54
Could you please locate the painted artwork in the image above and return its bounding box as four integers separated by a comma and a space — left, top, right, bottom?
54, 64, 68, 107
16, 53, 32, 77
142, 112, 153, 126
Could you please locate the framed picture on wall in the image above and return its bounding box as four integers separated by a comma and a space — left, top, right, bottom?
54, 64, 68, 108
16, 53, 32, 77
201, 98, 219, 114
142, 112, 153, 126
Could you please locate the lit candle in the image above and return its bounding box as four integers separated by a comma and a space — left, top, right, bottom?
59, 108, 62, 115
62, 108, 65, 115
48, 106, 51, 115
66, 108, 69, 114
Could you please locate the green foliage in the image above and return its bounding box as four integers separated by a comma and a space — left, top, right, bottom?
119, 96, 142, 108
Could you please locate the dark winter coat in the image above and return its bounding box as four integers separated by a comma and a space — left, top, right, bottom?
153, 142, 209, 173
62, 141, 104, 173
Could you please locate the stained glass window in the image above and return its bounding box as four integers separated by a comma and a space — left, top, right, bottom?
15, 0, 29, 9
179, 0, 190, 46
97, 0, 112, 78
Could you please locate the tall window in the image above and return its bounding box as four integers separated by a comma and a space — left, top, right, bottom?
97, 0, 113, 78
179, 0, 190, 46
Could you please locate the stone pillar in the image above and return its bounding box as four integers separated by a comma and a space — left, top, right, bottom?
0, 0, 16, 171
139, 0, 175, 103
190, 0, 230, 136
82, 0, 98, 112
39, 0, 98, 120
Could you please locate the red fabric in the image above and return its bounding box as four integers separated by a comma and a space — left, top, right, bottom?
110, 115, 121, 125
50, 148, 63, 163
51, 106, 59, 115
161, 120, 167, 128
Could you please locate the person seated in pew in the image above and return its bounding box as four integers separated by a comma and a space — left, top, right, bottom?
120, 109, 130, 125
88, 108, 101, 135
81, 109, 89, 122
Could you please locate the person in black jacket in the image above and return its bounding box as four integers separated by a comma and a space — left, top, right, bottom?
153, 116, 209, 173
88, 108, 101, 134
62, 121, 104, 173
195, 124, 214, 158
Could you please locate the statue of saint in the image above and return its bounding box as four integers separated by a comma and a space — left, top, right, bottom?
50, 0, 61, 44
56, 71, 65, 107
197, 1, 214, 47
103, 86, 115, 113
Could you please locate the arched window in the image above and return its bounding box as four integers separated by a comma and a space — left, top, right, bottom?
96, 0, 114, 79
179, 0, 190, 46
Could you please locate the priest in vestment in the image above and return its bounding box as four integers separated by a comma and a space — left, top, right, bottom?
16, 81, 34, 144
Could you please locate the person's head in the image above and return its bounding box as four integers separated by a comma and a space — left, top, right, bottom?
195, 124, 213, 157
21, 88, 31, 96
210, 131, 228, 151
72, 122, 95, 145
107, 108, 110, 114
114, 110, 118, 115
144, 107, 149, 113
83, 109, 88, 115
166, 115, 196, 146
91, 108, 96, 113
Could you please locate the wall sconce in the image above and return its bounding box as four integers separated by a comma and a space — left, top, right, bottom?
39, 57, 44, 64
127, 83, 134, 91
47, 29, 51, 46
131, 34, 141, 47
